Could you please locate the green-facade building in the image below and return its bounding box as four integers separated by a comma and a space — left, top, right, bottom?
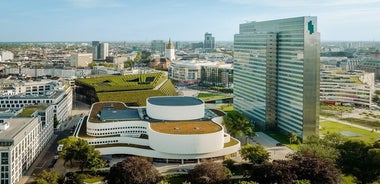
233, 16, 320, 140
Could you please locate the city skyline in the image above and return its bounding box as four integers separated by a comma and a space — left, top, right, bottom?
0, 0, 379, 42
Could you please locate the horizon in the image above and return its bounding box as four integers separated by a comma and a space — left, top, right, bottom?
1, 0, 380, 42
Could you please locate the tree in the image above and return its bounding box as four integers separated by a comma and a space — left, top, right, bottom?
223, 111, 255, 144
134, 52, 142, 63
337, 140, 380, 183
250, 160, 295, 184
291, 155, 342, 184
296, 134, 343, 163
58, 136, 105, 171
187, 161, 231, 184
53, 114, 59, 129
35, 170, 60, 184
288, 132, 298, 144
108, 156, 160, 184
249, 155, 342, 184
240, 144, 269, 164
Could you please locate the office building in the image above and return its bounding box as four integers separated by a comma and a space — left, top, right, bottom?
0, 79, 72, 123
0, 51, 14, 62
151, 40, 166, 55
320, 66, 375, 107
234, 16, 320, 140
0, 104, 54, 184
204, 32, 215, 51
356, 59, 380, 80
70, 53, 93, 67
92, 41, 109, 60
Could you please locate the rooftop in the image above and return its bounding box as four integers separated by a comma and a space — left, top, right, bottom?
147, 96, 203, 106
0, 118, 35, 140
17, 105, 49, 117
99, 109, 140, 121
150, 121, 222, 134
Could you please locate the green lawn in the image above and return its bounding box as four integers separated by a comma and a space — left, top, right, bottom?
197, 93, 232, 102
320, 120, 380, 143
83, 176, 105, 183
220, 104, 233, 112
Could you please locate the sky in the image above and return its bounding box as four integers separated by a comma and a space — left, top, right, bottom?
0, 0, 380, 42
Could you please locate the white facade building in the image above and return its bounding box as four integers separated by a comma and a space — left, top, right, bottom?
0, 112, 53, 184
0, 51, 14, 62
70, 53, 92, 67
77, 96, 240, 163
0, 80, 72, 123
320, 66, 375, 107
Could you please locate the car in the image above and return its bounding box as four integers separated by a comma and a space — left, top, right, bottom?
276, 143, 284, 146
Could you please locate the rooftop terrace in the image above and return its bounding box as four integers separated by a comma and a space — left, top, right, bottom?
150, 121, 222, 134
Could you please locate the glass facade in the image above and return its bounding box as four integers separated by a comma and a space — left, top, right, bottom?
234, 17, 320, 139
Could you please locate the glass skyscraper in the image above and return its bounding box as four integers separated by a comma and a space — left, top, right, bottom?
233, 16, 320, 140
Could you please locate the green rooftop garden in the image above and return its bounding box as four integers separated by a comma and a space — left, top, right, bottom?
197, 93, 233, 102
17, 105, 48, 117
76, 72, 166, 92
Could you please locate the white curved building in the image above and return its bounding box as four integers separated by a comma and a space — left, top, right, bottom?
77, 96, 240, 163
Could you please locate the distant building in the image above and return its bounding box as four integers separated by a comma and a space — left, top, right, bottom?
234, 16, 320, 140
168, 59, 230, 85
191, 42, 203, 50
356, 59, 380, 80
149, 57, 171, 70
204, 32, 215, 51
70, 53, 92, 67
92, 41, 109, 60
320, 66, 375, 107
0, 51, 14, 61
151, 40, 166, 55
165, 39, 175, 61
200, 64, 233, 87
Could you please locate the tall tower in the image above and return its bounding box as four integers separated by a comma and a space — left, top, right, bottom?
204, 32, 215, 51
233, 16, 320, 140
99, 43, 109, 60
165, 39, 175, 61
92, 41, 108, 60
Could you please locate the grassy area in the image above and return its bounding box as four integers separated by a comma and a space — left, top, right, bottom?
341, 175, 355, 184
83, 176, 105, 183
197, 93, 232, 102
17, 105, 48, 117
220, 104, 233, 112
224, 137, 240, 148
320, 104, 353, 112
263, 131, 299, 150
150, 121, 222, 134
341, 118, 380, 130
163, 174, 187, 184
320, 120, 380, 143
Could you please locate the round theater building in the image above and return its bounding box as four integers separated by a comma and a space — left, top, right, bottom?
76, 96, 240, 163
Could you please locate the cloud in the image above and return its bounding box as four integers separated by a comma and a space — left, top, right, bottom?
65, 0, 126, 8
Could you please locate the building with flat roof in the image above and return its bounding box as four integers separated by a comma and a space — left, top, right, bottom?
320, 66, 375, 107
234, 16, 320, 140
0, 113, 53, 184
0, 79, 72, 123
76, 96, 240, 163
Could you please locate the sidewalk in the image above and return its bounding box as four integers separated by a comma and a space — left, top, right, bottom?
18, 134, 58, 184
